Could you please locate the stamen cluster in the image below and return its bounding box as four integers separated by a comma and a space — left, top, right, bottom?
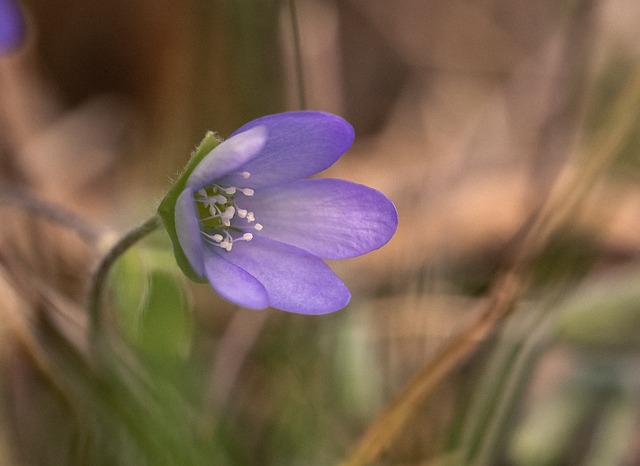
195, 172, 263, 252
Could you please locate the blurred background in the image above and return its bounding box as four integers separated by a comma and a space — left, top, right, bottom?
2, 0, 640, 464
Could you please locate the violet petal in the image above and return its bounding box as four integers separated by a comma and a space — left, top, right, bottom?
243, 178, 398, 259
203, 252, 269, 309
0, 0, 25, 54
219, 111, 354, 189
174, 189, 205, 277
218, 237, 350, 314
187, 126, 267, 191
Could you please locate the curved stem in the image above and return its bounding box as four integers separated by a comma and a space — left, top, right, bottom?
87, 214, 162, 337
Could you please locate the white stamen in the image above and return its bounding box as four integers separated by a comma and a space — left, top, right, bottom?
221, 206, 235, 226
208, 205, 219, 217
196, 180, 261, 252
239, 188, 254, 196
202, 231, 225, 245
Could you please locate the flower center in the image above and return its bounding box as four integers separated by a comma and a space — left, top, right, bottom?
194, 172, 263, 252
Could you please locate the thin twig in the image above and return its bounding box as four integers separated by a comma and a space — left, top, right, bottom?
341, 270, 523, 466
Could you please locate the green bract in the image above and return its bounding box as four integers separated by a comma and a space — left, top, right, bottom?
158, 132, 221, 282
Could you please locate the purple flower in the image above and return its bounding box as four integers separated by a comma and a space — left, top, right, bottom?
159, 111, 397, 314
0, 0, 25, 54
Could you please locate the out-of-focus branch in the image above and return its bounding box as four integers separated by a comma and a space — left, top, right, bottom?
0, 181, 103, 245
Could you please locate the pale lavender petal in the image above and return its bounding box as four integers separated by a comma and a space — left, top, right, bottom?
175, 189, 205, 277
0, 0, 25, 54
219, 111, 354, 188
187, 126, 267, 190
219, 237, 350, 314
203, 252, 269, 309
243, 179, 398, 259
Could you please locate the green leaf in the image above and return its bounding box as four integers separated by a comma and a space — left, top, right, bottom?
112, 247, 193, 358
157, 132, 221, 282
555, 267, 640, 347
509, 380, 597, 466
111, 248, 148, 336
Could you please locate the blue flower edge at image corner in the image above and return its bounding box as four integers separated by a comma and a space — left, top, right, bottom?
0, 0, 25, 55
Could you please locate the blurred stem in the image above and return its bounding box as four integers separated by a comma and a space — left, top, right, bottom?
465, 309, 554, 466
87, 215, 161, 338
341, 271, 523, 466
287, 0, 306, 109
0, 181, 101, 244
341, 65, 640, 466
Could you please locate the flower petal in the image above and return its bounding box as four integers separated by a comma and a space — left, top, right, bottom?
219, 237, 350, 314
203, 251, 269, 310
0, 0, 25, 54
174, 189, 205, 277
186, 126, 267, 190
242, 178, 398, 259
219, 111, 354, 188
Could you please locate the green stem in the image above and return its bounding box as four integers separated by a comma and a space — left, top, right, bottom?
87, 215, 162, 337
